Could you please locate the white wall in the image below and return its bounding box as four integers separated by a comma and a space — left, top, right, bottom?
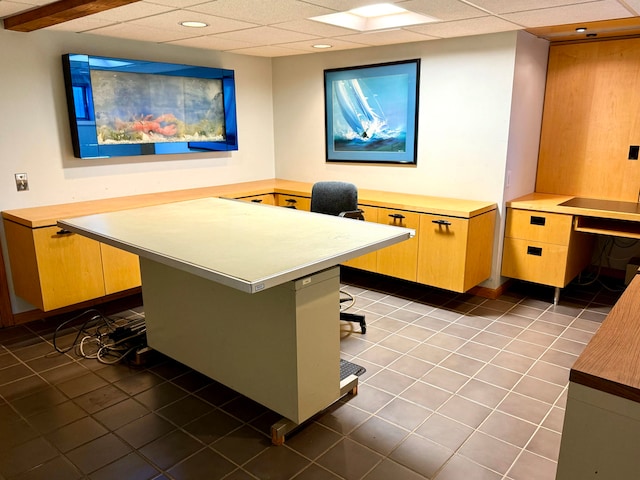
0, 28, 275, 312
272, 31, 549, 288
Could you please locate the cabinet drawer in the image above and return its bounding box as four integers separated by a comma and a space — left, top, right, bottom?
342, 205, 378, 272
276, 194, 310, 211
238, 194, 276, 205
506, 209, 573, 245
501, 237, 570, 287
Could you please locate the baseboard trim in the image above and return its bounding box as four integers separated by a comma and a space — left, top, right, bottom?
468, 280, 513, 300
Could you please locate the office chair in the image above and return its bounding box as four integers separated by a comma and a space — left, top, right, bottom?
310, 181, 367, 334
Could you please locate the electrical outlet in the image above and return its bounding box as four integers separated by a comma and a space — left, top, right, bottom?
15, 173, 28, 191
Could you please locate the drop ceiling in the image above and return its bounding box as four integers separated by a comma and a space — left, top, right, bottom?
2, 0, 640, 57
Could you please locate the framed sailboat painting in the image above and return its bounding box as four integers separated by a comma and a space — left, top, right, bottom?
324, 59, 420, 164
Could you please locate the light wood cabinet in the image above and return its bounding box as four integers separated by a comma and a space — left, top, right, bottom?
417, 210, 496, 292
275, 194, 310, 211
237, 193, 276, 205
376, 208, 420, 281
101, 244, 142, 294
3, 220, 110, 311
501, 208, 594, 288
341, 205, 378, 272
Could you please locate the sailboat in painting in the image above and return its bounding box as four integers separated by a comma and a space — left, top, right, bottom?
334, 79, 386, 140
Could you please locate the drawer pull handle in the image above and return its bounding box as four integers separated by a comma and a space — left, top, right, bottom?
432, 219, 451, 226
389, 213, 405, 220
530, 216, 546, 226
285, 199, 298, 204
56, 229, 72, 235
251, 199, 263, 203
527, 246, 542, 256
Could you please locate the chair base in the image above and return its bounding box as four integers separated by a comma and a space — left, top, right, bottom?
340, 312, 366, 334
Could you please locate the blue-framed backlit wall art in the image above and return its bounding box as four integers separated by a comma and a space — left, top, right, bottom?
62, 54, 239, 159
324, 59, 420, 165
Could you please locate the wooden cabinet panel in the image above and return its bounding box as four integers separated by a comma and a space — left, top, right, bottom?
275, 194, 310, 211
238, 194, 276, 205
342, 205, 378, 272
537, 39, 640, 201
4, 219, 106, 311
505, 209, 573, 245
101, 244, 141, 294
417, 214, 469, 292
502, 237, 571, 287
375, 208, 419, 281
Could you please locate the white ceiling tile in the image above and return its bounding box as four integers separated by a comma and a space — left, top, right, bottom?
145, 0, 211, 8
621, 0, 640, 15
466, 0, 607, 15
215, 25, 319, 44
337, 28, 437, 45
129, 10, 257, 34
85, 2, 174, 22
168, 35, 259, 50
274, 18, 356, 37
188, 0, 333, 25
407, 15, 521, 38
228, 44, 312, 57
87, 22, 200, 42
0, 1, 36, 16
501, 1, 634, 27
399, 0, 489, 21
276, 37, 369, 52
45, 16, 116, 31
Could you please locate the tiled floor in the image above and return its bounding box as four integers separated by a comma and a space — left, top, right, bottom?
0, 270, 621, 480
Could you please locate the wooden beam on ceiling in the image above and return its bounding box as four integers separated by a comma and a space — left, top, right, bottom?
527, 17, 640, 44
2, 0, 141, 32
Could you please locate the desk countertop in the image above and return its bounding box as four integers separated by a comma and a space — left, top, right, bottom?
570, 273, 640, 402
507, 192, 640, 223
57, 197, 414, 293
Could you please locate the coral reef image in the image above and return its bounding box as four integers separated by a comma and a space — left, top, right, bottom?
90, 70, 226, 144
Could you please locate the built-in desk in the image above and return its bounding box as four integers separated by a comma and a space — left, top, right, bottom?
502, 193, 640, 303
556, 272, 640, 479
57, 197, 413, 444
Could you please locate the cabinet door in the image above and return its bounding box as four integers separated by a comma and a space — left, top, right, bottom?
238, 194, 276, 205
417, 214, 469, 292
34, 226, 106, 311
276, 194, 311, 211
375, 208, 419, 281
342, 205, 378, 272
101, 244, 141, 294
502, 238, 570, 287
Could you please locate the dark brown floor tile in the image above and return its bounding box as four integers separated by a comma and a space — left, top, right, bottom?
317, 438, 383, 480
149, 359, 191, 380
89, 452, 159, 480
491, 351, 535, 374
219, 395, 270, 423
406, 343, 451, 364
168, 448, 236, 480
0, 416, 40, 450
0, 352, 19, 369
46, 416, 107, 452
400, 381, 450, 410
363, 458, 426, 480
25, 352, 74, 372
222, 469, 261, 480
341, 384, 393, 413
433, 453, 502, 480
504, 339, 547, 359
0, 363, 33, 385
10, 455, 83, 480
139, 430, 202, 470
115, 413, 176, 449
292, 464, 342, 479
426, 332, 467, 351
93, 397, 149, 430
396, 324, 435, 342
389, 433, 453, 478
507, 449, 558, 480
527, 361, 570, 386
514, 376, 564, 405
542, 406, 565, 433
459, 431, 520, 475
458, 379, 508, 408
93, 362, 144, 383
157, 394, 213, 426
456, 341, 500, 362
171, 369, 214, 391
378, 334, 420, 354
67, 433, 132, 474
498, 392, 552, 425
474, 363, 522, 390
244, 445, 311, 480
134, 381, 188, 410
57, 372, 109, 398
114, 370, 164, 396
349, 416, 409, 455
0, 437, 58, 477
0, 374, 48, 401
415, 413, 473, 451
74, 384, 130, 414
12, 386, 68, 417
211, 425, 271, 465
439, 353, 485, 377
376, 397, 430, 430
286, 422, 342, 460
39, 362, 89, 385
194, 380, 240, 406
183, 408, 243, 445
11, 341, 56, 361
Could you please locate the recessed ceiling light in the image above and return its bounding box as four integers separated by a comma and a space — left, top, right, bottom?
180, 21, 208, 28
312, 44, 333, 49
310, 3, 439, 32
575, 27, 587, 33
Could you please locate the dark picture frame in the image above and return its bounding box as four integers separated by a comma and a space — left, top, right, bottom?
324, 59, 420, 164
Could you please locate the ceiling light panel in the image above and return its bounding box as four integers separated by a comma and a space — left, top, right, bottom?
310, 3, 440, 31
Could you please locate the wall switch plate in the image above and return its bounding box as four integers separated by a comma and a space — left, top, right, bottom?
15, 173, 28, 191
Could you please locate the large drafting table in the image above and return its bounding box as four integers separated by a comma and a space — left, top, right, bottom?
58, 197, 413, 443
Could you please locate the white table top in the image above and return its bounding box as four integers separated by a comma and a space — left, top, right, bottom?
58, 197, 414, 293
